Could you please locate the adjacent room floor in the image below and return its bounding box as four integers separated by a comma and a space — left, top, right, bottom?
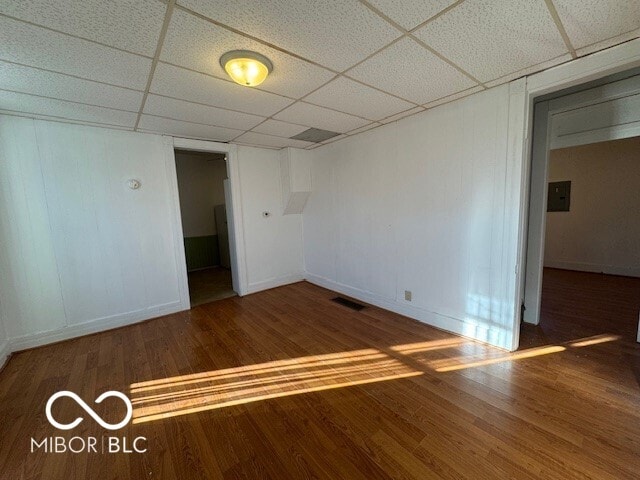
187, 266, 236, 306
1, 280, 639, 479
521, 268, 640, 349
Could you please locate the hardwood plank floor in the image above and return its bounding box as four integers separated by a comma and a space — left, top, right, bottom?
522, 268, 640, 347
187, 267, 236, 307
1, 274, 639, 479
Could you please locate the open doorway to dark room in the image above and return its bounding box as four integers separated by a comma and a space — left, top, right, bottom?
522, 136, 640, 350
520, 69, 640, 360
174, 149, 236, 306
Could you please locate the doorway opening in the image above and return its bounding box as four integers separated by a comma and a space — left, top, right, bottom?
520, 68, 640, 352
174, 148, 236, 306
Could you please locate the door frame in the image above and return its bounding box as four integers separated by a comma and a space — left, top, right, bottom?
522, 101, 551, 325
513, 39, 640, 337
169, 137, 248, 304
522, 71, 640, 325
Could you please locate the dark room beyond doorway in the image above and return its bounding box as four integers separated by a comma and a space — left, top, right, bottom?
174, 149, 236, 306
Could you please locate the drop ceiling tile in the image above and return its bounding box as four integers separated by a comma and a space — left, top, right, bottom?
161, 9, 335, 98
138, 115, 242, 142
274, 102, 370, 133
0, 17, 152, 89
423, 85, 485, 108
0, 0, 166, 56
0, 60, 143, 111
252, 119, 308, 138
379, 106, 425, 124
576, 29, 640, 58
483, 54, 572, 89
346, 123, 381, 135
151, 63, 293, 117
553, 0, 640, 50
0, 111, 134, 131
413, 0, 568, 83
302, 133, 346, 149
233, 132, 313, 149
305, 77, 414, 121
143, 94, 264, 130
178, 0, 401, 71
365, 0, 457, 31
0, 90, 137, 127
348, 37, 476, 104
319, 134, 347, 145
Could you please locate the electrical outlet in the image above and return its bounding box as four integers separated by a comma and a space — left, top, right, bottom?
404, 290, 412, 301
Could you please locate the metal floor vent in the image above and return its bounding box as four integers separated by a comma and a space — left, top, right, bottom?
290, 127, 340, 143
332, 296, 365, 311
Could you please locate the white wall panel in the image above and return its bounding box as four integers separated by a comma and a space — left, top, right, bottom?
237, 146, 304, 292
304, 84, 519, 350
280, 147, 311, 215
333, 127, 397, 300
0, 116, 189, 347
304, 152, 338, 282
35, 122, 184, 325
0, 116, 67, 338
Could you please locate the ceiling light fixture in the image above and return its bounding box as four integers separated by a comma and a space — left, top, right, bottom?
220, 50, 273, 87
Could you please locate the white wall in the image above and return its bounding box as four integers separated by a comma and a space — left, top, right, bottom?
545, 136, 640, 277
0, 115, 189, 350
304, 83, 523, 350
237, 145, 304, 293
2, 37, 634, 358
548, 74, 640, 150
175, 151, 227, 237
0, 116, 306, 353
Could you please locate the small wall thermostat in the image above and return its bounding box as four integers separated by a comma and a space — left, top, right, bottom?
127, 179, 141, 190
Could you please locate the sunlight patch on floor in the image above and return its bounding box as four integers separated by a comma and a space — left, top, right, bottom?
568, 334, 621, 348
430, 345, 566, 372
130, 333, 620, 422
129, 345, 432, 424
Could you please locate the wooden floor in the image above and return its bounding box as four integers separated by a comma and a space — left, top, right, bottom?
1, 272, 639, 479
187, 266, 236, 307
522, 268, 640, 348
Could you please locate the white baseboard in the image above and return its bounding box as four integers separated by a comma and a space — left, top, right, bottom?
304, 273, 512, 351
244, 273, 305, 295
545, 261, 640, 278
0, 339, 11, 370
9, 300, 186, 352
4, 271, 303, 356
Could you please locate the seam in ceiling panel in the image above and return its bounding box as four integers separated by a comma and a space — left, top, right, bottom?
0, 0, 636, 149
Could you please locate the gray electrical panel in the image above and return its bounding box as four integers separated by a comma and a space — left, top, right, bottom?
547, 181, 571, 212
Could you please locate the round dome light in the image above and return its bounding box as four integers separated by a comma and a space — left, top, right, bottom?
220, 50, 273, 87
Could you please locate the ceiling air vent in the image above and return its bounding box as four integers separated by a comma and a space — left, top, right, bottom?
290, 128, 340, 143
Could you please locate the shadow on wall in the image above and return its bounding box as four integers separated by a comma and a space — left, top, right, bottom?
184, 234, 220, 271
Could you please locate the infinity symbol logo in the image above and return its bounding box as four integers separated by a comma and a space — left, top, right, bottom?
45, 391, 133, 431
